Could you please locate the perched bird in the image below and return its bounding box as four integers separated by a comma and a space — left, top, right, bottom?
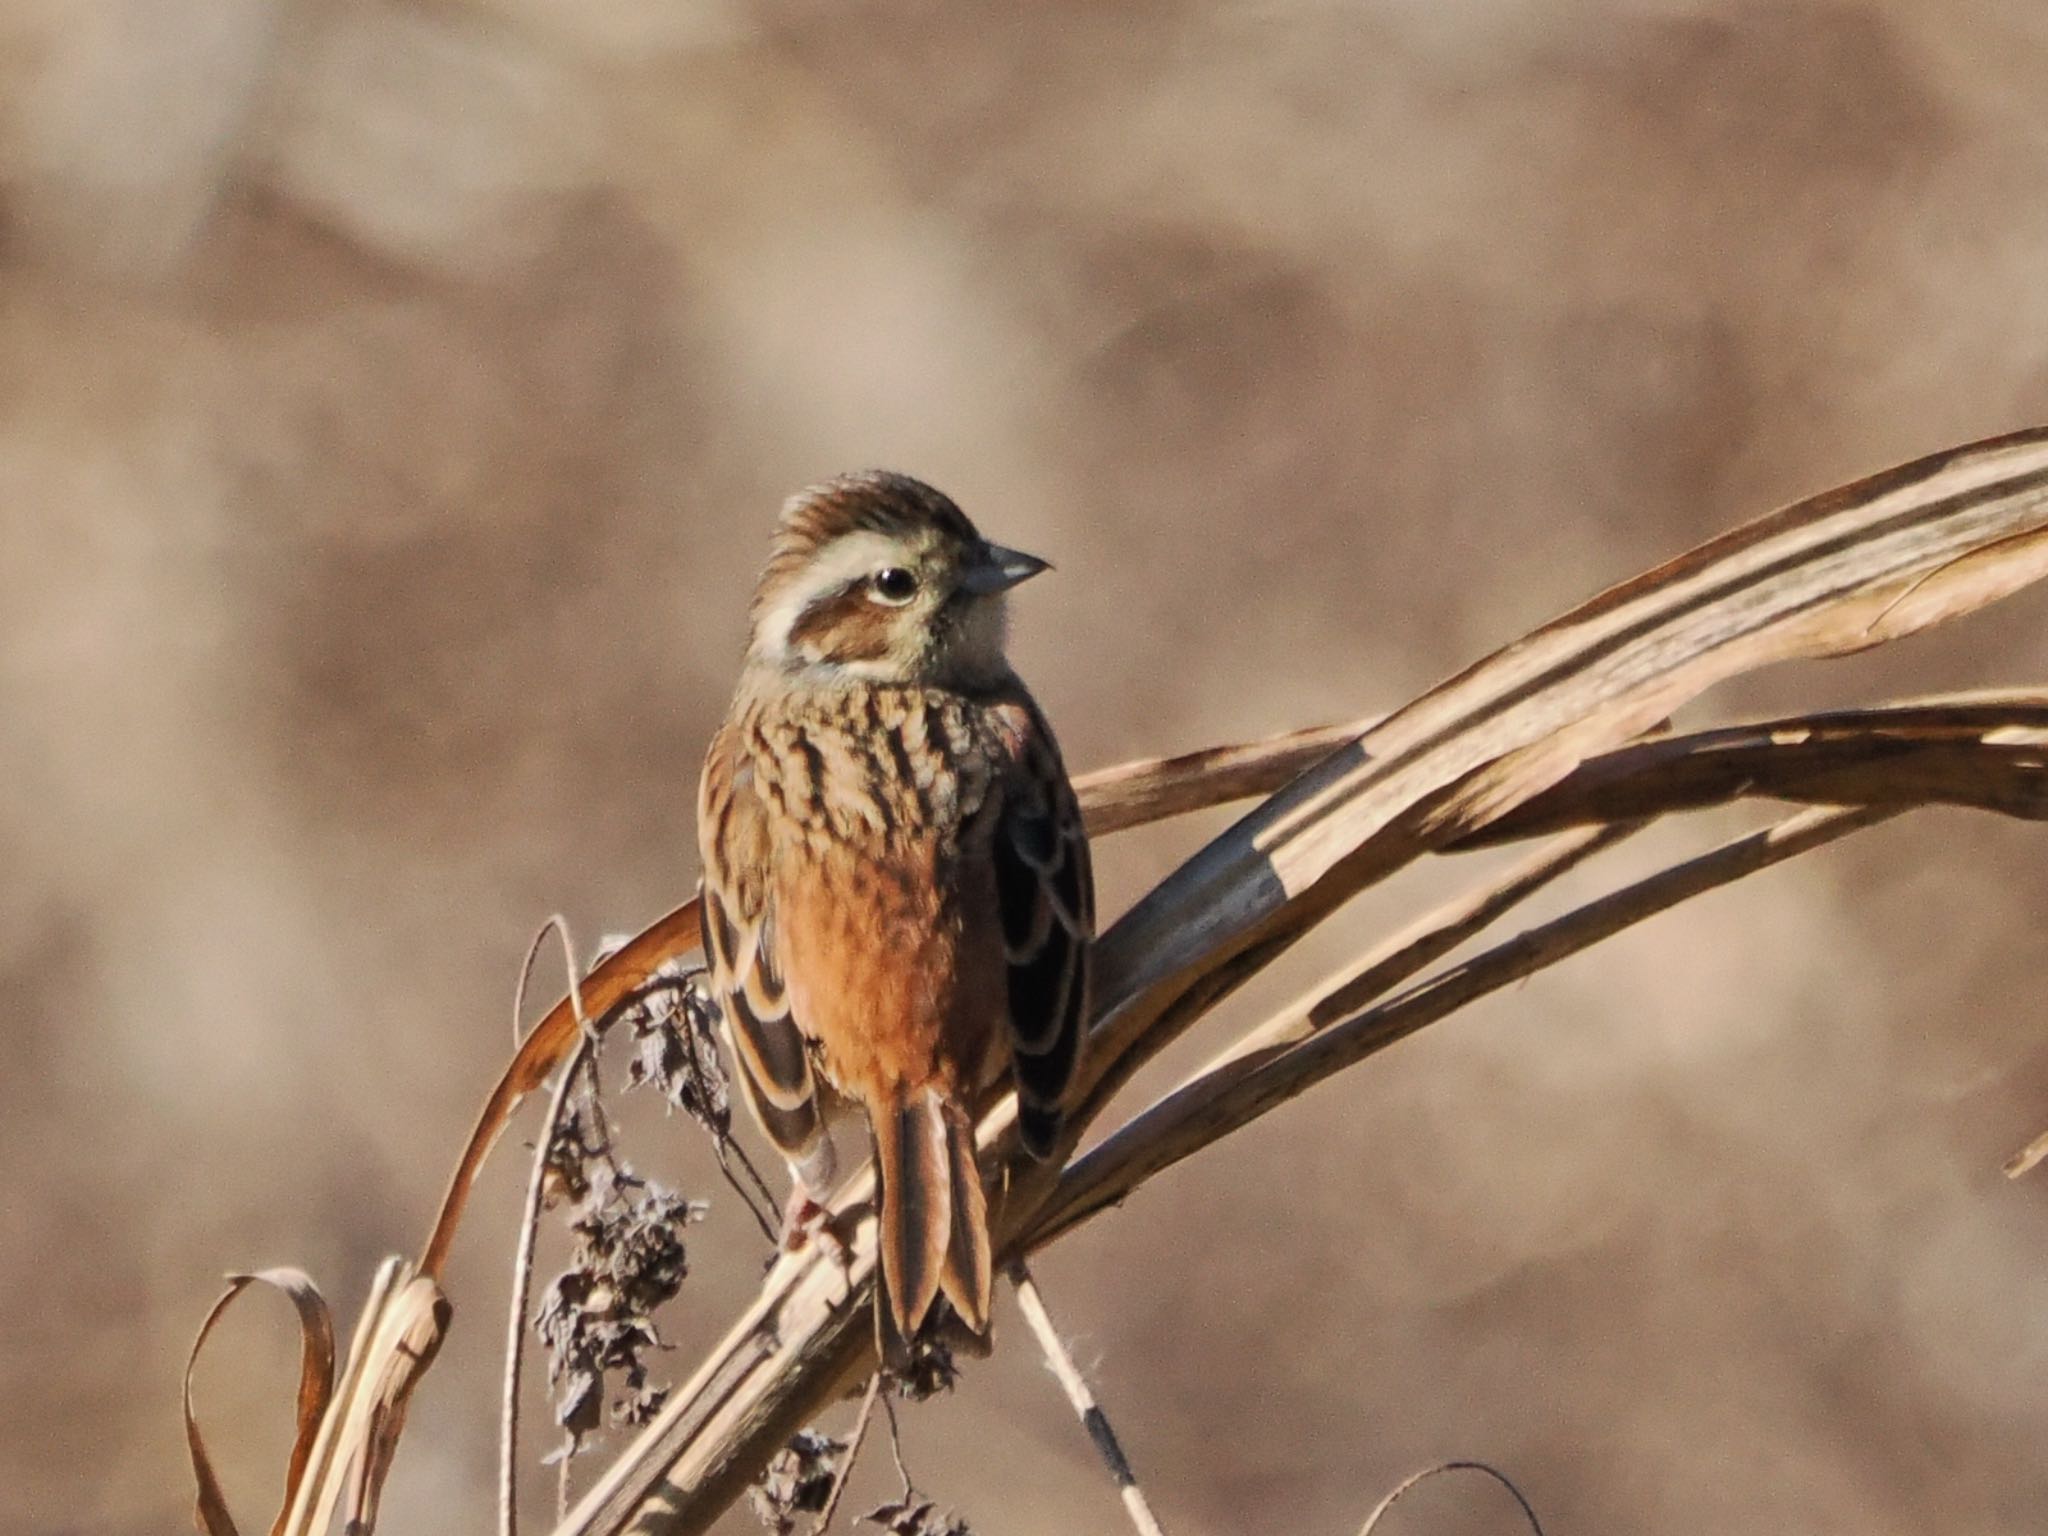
697, 471, 1093, 1343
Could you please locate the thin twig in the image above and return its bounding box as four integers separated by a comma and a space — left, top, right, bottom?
617, 972, 783, 1243
880, 1391, 911, 1498
559, 1431, 577, 1523
1008, 1259, 1167, 1536
1355, 1460, 1544, 1536
503, 918, 595, 1536
714, 1141, 783, 1245
812, 1374, 884, 1536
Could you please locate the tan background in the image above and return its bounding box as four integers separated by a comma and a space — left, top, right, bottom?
6, 2, 2048, 1532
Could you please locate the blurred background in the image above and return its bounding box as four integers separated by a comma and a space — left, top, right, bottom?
6, 1, 2048, 1531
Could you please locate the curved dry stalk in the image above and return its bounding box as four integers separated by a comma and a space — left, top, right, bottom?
423, 901, 704, 1280
1079, 720, 1363, 835
1451, 693, 2048, 847
1079, 430, 2048, 1131
504, 1041, 595, 1536
1355, 1461, 1544, 1536
1030, 805, 1888, 1248
503, 919, 596, 1536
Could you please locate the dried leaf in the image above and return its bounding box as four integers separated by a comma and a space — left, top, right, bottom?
534, 1142, 704, 1463
860, 1496, 972, 1536
749, 1429, 846, 1534
182, 1267, 335, 1536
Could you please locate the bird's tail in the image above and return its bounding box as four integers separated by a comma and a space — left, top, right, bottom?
872, 1086, 992, 1340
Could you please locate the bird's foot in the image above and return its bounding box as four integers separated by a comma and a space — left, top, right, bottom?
778, 1187, 856, 1279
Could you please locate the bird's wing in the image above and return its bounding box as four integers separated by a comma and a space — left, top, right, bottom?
991, 701, 1094, 1159
699, 723, 824, 1165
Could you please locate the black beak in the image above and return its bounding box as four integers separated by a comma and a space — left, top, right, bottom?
959, 541, 1051, 596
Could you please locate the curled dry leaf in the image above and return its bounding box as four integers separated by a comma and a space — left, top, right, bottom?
183, 1259, 450, 1536
184, 1267, 336, 1536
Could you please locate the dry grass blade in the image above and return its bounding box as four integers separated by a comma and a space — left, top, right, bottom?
1047, 691, 2048, 1239
1040, 820, 1640, 1249
183, 1268, 336, 1536
1031, 805, 1889, 1248
1451, 693, 2048, 846
1216, 820, 1645, 1071
1008, 1259, 1168, 1536
2004, 1127, 2048, 1179
278, 1258, 452, 1536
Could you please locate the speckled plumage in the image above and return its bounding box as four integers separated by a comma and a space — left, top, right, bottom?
697, 472, 1092, 1342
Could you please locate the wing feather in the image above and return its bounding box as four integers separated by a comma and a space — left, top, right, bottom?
700, 725, 823, 1158
993, 705, 1093, 1161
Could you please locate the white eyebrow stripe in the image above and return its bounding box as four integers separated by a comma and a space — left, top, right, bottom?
753, 531, 906, 660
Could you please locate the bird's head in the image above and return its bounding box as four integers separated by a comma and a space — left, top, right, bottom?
746, 471, 1048, 689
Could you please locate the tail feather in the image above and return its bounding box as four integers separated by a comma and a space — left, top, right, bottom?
873, 1088, 993, 1339
936, 1100, 991, 1334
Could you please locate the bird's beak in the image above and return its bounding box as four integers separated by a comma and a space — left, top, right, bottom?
960, 541, 1051, 596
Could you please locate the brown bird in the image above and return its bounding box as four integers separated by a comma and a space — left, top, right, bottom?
697, 471, 1092, 1342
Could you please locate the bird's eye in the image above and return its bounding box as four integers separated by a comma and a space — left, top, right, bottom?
869, 567, 919, 605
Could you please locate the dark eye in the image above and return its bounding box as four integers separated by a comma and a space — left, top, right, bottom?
870, 567, 918, 605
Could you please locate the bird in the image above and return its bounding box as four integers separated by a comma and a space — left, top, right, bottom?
696, 470, 1093, 1345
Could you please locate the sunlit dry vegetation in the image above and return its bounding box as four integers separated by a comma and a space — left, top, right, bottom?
187, 429, 2048, 1534
12, 6, 2048, 1535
